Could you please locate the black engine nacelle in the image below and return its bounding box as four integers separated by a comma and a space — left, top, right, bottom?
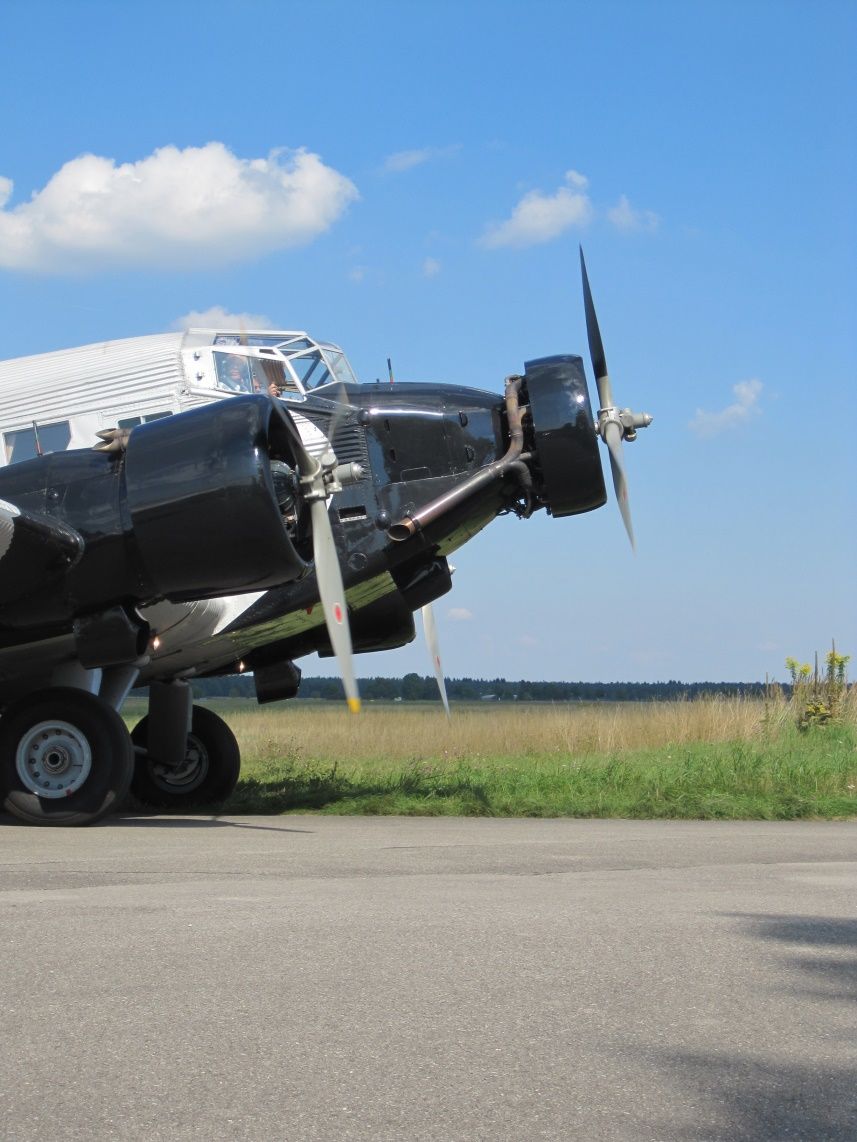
0, 396, 308, 628
523, 355, 606, 517
124, 396, 307, 600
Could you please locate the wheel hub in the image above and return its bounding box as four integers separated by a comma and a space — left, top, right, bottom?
151, 734, 209, 793
16, 720, 93, 799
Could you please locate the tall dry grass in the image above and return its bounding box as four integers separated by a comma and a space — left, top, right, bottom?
207, 691, 857, 769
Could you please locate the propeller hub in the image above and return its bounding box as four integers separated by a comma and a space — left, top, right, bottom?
580, 246, 653, 551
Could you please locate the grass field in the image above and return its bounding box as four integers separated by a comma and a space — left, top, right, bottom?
127, 693, 857, 820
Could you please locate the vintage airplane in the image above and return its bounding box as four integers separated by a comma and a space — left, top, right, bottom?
0, 251, 651, 826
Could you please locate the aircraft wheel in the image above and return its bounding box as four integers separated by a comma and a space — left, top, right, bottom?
130, 705, 240, 808
0, 687, 134, 826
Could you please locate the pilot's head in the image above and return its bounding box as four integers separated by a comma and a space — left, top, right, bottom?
224, 355, 248, 387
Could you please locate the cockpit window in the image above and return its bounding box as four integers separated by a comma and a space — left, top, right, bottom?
196, 330, 358, 393
283, 346, 357, 390
216, 352, 255, 392
288, 353, 332, 389
213, 351, 299, 396
255, 356, 300, 394
324, 347, 357, 388
213, 333, 283, 348
278, 336, 314, 353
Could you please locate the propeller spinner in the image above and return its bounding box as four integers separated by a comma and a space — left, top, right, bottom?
579, 247, 652, 549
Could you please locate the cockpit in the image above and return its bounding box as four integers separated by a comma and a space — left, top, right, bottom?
183, 330, 359, 402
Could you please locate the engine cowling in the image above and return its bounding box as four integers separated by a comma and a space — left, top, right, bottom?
0, 396, 308, 628
523, 355, 606, 517
124, 395, 307, 600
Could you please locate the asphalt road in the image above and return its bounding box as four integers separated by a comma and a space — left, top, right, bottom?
1, 815, 855, 1141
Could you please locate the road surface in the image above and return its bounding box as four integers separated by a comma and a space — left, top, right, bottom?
1, 815, 855, 1140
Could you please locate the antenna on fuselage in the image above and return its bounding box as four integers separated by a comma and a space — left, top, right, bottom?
387, 357, 394, 385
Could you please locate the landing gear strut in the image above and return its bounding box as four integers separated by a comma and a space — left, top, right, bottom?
130, 705, 240, 808
0, 687, 134, 826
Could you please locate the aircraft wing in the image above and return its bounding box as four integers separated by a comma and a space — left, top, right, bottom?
0, 498, 84, 606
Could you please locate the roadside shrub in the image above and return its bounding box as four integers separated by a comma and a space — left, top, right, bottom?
785, 643, 851, 730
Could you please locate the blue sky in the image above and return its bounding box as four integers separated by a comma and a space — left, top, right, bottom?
0, 0, 854, 684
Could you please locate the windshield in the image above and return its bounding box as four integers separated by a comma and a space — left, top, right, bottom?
189, 329, 359, 394
279, 343, 358, 390
213, 350, 301, 396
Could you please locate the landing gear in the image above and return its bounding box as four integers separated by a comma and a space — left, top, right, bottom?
0, 687, 134, 826
130, 705, 240, 808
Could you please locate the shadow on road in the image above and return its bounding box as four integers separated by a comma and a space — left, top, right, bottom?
0, 811, 314, 834
730, 912, 857, 1005
650, 913, 857, 1140
655, 1052, 856, 1141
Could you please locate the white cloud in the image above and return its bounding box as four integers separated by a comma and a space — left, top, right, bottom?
689, 379, 763, 437
348, 266, 367, 283
384, 148, 433, 173
422, 256, 441, 278
171, 306, 274, 332
0, 143, 358, 273
480, 170, 592, 249
607, 194, 659, 232
447, 607, 473, 622
382, 145, 460, 173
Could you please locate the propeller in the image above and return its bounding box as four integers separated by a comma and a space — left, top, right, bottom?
270, 400, 361, 713
579, 247, 652, 550
421, 604, 450, 719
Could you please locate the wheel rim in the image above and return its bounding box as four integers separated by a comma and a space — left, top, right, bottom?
15, 720, 93, 799
149, 733, 209, 794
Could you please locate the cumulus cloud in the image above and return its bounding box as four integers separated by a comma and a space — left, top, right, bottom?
382, 145, 460, 173
689, 379, 763, 437
479, 170, 593, 249
0, 143, 358, 273
447, 607, 473, 622
171, 306, 274, 332
422, 256, 441, 278
607, 194, 659, 232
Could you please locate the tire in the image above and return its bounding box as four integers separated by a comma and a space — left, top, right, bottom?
130, 704, 240, 808
0, 687, 134, 826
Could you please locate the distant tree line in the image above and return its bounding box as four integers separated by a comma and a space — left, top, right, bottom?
189, 673, 775, 702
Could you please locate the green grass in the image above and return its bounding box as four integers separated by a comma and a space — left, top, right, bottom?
221, 724, 857, 820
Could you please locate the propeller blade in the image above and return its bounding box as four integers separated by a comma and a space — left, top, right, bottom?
604, 420, 635, 551
270, 398, 360, 712
579, 246, 613, 410
421, 604, 450, 719
310, 498, 360, 713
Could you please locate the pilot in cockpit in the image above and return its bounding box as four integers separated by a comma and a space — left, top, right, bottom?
219, 354, 253, 392
249, 370, 281, 399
